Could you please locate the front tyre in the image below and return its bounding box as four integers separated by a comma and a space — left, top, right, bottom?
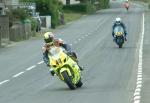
119, 44, 122, 48
61, 71, 76, 90
76, 79, 83, 88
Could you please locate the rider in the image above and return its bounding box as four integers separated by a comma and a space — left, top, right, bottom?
124, 0, 129, 10
42, 32, 83, 76
112, 17, 127, 41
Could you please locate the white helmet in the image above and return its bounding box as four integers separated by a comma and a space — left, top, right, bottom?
115, 18, 121, 24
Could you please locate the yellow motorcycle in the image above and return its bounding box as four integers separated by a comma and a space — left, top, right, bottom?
48, 46, 83, 90
114, 26, 125, 48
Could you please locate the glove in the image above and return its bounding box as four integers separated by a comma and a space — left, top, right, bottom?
49, 68, 55, 76
50, 70, 55, 76
124, 37, 127, 41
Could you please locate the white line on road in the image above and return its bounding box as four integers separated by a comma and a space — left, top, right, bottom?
0, 80, 10, 85
26, 65, 36, 71
37, 61, 44, 65
13, 72, 24, 78
69, 44, 73, 46
74, 41, 78, 44
133, 13, 145, 103
134, 100, 140, 103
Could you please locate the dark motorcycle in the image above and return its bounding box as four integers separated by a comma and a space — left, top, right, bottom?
114, 26, 125, 48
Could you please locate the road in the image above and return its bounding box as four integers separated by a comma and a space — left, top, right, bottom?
0, 1, 148, 103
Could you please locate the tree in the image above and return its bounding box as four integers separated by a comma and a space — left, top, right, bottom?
20, 0, 63, 28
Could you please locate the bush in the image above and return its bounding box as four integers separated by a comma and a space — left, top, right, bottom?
36, 0, 63, 28
29, 17, 38, 31
86, 2, 96, 13
63, 3, 96, 14
21, 0, 63, 29
63, 4, 87, 13
99, 0, 110, 9
12, 8, 30, 21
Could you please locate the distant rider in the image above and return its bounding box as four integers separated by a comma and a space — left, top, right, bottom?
123, 0, 129, 11
112, 18, 127, 41
42, 32, 83, 76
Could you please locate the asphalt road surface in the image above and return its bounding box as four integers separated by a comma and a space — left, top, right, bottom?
0, 1, 148, 103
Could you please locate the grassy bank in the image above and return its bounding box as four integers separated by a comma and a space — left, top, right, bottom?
64, 12, 83, 23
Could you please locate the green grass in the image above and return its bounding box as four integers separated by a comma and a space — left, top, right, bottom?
64, 12, 84, 23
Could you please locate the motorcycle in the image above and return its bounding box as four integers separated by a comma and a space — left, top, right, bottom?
113, 26, 125, 48
48, 46, 83, 90
124, 2, 129, 12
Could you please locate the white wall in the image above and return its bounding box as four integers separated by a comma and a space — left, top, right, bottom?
5, 0, 19, 5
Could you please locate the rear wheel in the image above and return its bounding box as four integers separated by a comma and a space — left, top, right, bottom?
61, 71, 76, 90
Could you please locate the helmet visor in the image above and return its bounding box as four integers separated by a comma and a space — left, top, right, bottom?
44, 38, 53, 43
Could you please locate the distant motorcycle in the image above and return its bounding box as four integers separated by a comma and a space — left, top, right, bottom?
124, 2, 129, 12
113, 26, 125, 48
48, 46, 83, 90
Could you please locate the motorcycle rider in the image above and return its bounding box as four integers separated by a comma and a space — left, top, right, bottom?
112, 17, 127, 41
124, 0, 129, 11
42, 32, 83, 76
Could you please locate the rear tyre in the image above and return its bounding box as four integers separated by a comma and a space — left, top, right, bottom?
61, 71, 76, 90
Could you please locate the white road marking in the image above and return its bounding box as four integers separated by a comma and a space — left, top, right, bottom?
134, 92, 140, 96
13, 72, 24, 78
134, 100, 140, 103
133, 13, 145, 103
78, 38, 81, 41
37, 61, 44, 64
134, 96, 141, 100
26, 65, 36, 71
0, 80, 10, 85
74, 41, 78, 44
69, 44, 73, 46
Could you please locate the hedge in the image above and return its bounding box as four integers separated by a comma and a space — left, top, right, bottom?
63, 3, 96, 14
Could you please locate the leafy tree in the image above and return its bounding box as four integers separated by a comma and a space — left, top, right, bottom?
98, 0, 109, 9
20, 0, 63, 28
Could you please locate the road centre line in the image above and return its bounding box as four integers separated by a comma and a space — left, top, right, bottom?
26, 65, 36, 71
13, 72, 24, 78
0, 80, 10, 85
37, 61, 44, 65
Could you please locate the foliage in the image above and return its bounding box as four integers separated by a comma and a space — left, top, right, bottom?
98, 0, 110, 9
85, 1, 96, 13
63, 4, 87, 13
20, 0, 63, 28
63, 2, 96, 14
29, 17, 38, 31
12, 8, 30, 21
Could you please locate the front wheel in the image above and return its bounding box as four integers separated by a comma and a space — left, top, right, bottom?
61, 71, 76, 90
76, 79, 83, 88
119, 44, 123, 48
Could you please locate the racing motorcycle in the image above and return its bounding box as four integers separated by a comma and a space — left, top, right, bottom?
114, 26, 125, 48
48, 46, 83, 90
124, 2, 129, 12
